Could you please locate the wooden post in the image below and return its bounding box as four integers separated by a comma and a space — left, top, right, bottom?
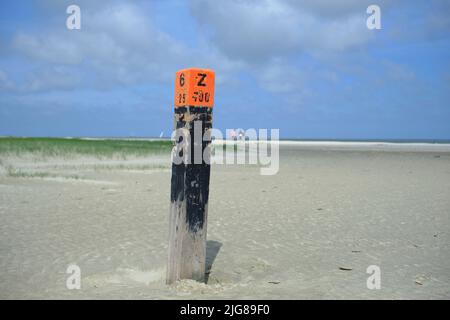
167, 68, 215, 284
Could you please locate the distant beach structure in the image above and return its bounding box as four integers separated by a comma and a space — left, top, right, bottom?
229, 129, 249, 141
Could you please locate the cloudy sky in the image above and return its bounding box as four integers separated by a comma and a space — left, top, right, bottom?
0, 0, 449, 139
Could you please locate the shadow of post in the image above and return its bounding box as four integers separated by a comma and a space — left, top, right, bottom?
205, 240, 222, 284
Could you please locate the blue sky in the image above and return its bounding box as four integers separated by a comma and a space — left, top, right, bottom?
0, 0, 449, 139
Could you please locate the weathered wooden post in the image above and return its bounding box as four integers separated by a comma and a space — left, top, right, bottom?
167, 68, 215, 284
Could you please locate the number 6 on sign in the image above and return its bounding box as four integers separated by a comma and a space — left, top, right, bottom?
174, 68, 215, 107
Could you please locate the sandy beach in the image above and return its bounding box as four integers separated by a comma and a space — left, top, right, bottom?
0, 141, 449, 299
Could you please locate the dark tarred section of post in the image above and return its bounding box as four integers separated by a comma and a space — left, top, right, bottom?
170, 107, 212, 232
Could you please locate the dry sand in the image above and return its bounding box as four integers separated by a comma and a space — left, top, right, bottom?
0, 142, 449, 299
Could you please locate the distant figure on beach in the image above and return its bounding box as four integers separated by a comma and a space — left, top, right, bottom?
229, 129, 249, 141
229, 129, 237, 141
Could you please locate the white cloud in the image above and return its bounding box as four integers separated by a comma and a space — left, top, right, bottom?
382, 60, 416, 81
8, 2, 247, 92
0, 66, 81, 93
3, 0, 441, 101
189, 0, 376, 63
0, 70, 15, 91
13, 33, 84, 65
10, 3, 192, 88
286, 0, 389, 18
258, 60, 305, 93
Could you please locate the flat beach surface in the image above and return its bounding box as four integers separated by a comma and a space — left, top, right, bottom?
1, 141, 449, 299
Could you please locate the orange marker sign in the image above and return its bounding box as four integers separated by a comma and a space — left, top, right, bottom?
174, 68, 215, 107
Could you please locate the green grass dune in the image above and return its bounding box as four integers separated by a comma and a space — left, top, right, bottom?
0, 137, 172, 158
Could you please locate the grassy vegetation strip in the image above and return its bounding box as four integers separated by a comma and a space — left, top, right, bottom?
0, 137, 172, 157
